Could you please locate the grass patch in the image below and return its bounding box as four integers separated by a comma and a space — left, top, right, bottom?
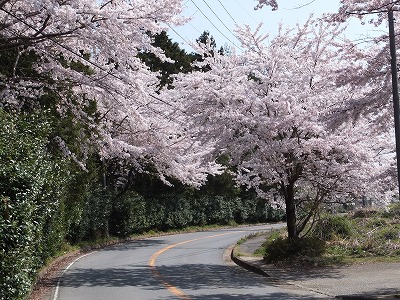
54, 242, 80, 257
253, 229, 283, 256
263, 236, 326, 263
236, 237, 247, 246
236, 231, 271, 246
235, 230, 273, 256
255, 206, 400, 266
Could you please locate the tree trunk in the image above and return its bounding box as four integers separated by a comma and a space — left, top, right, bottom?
283, 182, 297, 239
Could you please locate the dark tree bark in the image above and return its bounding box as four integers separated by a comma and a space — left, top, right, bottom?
282, 181, 298, 239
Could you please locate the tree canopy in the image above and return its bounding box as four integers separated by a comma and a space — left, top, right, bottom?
162, 17, 396, 238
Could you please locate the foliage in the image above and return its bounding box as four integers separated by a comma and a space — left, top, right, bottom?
382, 202, 400, 218
0, 110, 67, 299
257, 1, 400, 143
0, 0, 220, 190
190, 31, 226, 71
106, 179, 284, 237
138, 31, 196, 88
0, 3, 223, 295
79, 185, 113, 241
102, 170, 285, 238
0, 0, 398, 296
256, 208, 400, 266
352, 209, 380, 219
335, 209, 400, 258
312, 215, 353, 241
109, 191, 148, 237
263, 236, 326, 263
260, 211, 400, 265
164, 18, 393, 239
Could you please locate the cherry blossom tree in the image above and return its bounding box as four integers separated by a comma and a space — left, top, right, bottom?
255, 0, 278, 11
255, 0, 400, 196
164, 20, 394, 238
255, 0, 400, 136
256, 0, 399, 17
0, 0, 221, 186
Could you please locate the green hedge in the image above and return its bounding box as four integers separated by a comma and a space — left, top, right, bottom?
107, 189, 285, 237
0, 110, 67, 299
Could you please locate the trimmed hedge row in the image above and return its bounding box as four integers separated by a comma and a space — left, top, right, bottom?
107, 192, 284, 237
0, 111, 67, 299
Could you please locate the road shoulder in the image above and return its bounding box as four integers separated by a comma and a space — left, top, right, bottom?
231, 234, 400, 299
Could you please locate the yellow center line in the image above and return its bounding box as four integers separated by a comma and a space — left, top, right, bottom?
148, 231, 244, 299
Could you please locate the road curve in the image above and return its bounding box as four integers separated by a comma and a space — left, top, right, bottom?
54, 224, 328, 300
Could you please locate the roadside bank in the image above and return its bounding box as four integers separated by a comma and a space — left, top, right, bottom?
232, 233, 400, 300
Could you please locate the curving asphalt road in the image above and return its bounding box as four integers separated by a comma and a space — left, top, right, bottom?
53, 224, 330, 300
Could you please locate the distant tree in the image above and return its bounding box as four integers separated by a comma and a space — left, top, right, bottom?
191, 31, 226, 72
138, 31, 196, 88
196, 31, 217, 49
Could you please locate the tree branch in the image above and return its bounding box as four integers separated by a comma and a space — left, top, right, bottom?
345, 1, 400, 16
0, 7, 87, 51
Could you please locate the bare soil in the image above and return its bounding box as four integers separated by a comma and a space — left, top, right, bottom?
28, 251, 84, 300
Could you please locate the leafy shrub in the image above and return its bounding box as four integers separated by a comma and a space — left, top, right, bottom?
109, 191, 148, 237
366, 218, 387, 228
383, 202, 400, 218
352, 209, 379, 219
378, 226, 400, 240
263, 236, 326, 263
0, 110, 67, 299
164, 194, 194, 229
323, 212, 400, 258
312, 215, 353, 241
79, 185, 112, 240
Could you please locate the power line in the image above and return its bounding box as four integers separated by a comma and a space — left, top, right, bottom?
201, 0, 237, 37
232, 0, 259, 27
284, 0, 317, 10
187, 21, 203, 35
166, 23, 197, 51
186, 9, 204, 35
217, 0, 238, 25
190, 0, 242, 51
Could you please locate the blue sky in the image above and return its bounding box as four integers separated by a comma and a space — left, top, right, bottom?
168, 0, 387, 53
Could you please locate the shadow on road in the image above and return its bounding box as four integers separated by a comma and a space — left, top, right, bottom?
337, 288, 400, 299
59, 265, 160, 288
58, 262, 327, 299
59, 263, 268, 289
184, 293, 328, 300
100, 238, 169, 252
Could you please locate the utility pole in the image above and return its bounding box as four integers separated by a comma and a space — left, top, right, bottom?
388, 7, 400, 199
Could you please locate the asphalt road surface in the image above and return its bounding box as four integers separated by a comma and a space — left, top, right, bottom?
54, 224, 329, 300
